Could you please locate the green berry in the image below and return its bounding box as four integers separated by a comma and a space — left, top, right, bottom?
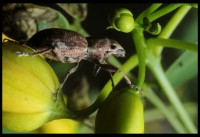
108, 8, 135, 33
95, 88, 144, 133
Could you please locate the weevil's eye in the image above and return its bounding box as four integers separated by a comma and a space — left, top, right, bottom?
111, 44, 117, 49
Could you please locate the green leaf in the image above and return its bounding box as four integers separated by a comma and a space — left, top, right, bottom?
165, 50, 197, 88
37, 11, 69, 30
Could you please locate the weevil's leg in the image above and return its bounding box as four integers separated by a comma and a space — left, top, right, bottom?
97, 63, 141, 92
109, 72, 115, 92
94, 65, 115, 91
54, 63, 79, 101
15, 48, 52, 57
93, 64, 101, 76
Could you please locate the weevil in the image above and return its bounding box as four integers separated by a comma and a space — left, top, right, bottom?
15, 28, 139, 101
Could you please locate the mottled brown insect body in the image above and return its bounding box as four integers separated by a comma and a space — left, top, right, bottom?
27, 28, 88, 63
16, 28, 137, 101
26, 28, 125, 64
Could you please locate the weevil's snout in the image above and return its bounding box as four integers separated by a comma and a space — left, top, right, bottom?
115, 48, 125, 57
109, 39, 125, 57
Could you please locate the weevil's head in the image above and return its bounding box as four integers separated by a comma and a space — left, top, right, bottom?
107, 39, 125, 57
87, 37, 125, 63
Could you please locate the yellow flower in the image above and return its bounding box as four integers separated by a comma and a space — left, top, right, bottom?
36, 119, 80, 134
3, 41, 72, 132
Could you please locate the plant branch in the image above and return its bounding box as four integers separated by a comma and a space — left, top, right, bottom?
147, 4, 182, 22
132, 28, 146, 88
154, 5, 191, 55
136, 3, 163, 23
147, 38, 197, 51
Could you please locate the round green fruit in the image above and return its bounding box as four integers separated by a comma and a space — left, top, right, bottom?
108, 8, 135, 33
95, 88, 144, 133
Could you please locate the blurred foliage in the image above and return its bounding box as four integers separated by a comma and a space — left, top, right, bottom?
166, 50, 197, 88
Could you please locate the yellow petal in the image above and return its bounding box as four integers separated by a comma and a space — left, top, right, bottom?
3, 112, 51, 132
37, 119, 79, 133
2, 41, 69, 132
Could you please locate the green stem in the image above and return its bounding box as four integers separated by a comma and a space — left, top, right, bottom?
71, 55, 138, 118
107, 56, 136, 81
154, 5, 191, 55
107, 56, 122, 68
136, 3, 163, 22
147, 4, 182, 22
147, 55, 197, 133
147, 38, 197, 51
144, 85, 187, 133
132, 28, 146, 88
51, 91, 75, 121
